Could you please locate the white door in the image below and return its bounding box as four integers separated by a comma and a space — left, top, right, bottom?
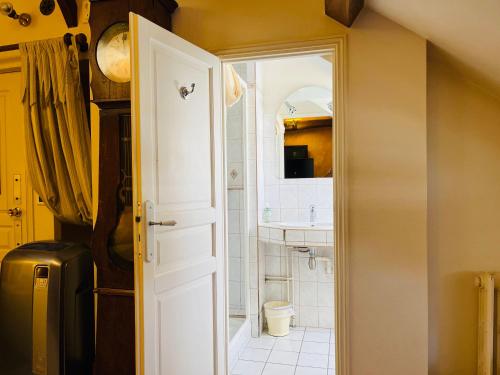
0, 72, 28, 263
130, 13, 226, 375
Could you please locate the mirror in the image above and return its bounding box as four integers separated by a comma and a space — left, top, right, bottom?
278, 86, 332, 179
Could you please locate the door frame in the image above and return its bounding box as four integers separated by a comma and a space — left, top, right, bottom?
215, 36, 349, 375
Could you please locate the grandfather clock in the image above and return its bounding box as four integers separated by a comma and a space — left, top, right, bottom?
88, 1, 178, 374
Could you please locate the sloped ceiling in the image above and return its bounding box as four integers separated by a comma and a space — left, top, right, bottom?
365, 0, 500, 92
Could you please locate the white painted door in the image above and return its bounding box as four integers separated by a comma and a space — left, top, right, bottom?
0, 72, 28, 263
130, 13, 226, 375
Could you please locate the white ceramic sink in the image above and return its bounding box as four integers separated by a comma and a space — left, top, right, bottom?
269, 222, 333, 231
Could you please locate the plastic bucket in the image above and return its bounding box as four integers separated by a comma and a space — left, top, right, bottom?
264, 301, 295, 337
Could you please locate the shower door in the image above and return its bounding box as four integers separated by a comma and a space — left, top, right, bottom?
130, 13, 226, 375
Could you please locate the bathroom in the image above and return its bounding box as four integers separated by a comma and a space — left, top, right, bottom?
225, 54, 335, 374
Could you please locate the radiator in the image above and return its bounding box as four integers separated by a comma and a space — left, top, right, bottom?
476, 273, 495, 375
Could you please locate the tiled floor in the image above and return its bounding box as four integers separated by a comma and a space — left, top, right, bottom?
232, 327, 335, 375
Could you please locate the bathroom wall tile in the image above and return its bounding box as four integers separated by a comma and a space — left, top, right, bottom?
264, 162, 279, 186
326, 231, 333, 244
317, 263, 333, 283
229, 258, 241, 282
259, 227, 270, 240
293, 281, 301, 307
281, 209, 299, 223
266, 243, 281, 257
299, 306, 319, 328
228, 139, 243, 162
317, 283, 333, 307
228, 162, 244, 187
269, 228, 284, 242
228, 210, 241, 234
249, 262, 258, 289
229, 234, 241, 257
300, 282, 318, 306
316, 209, 333, 223
280, 185, 298, 209
263, 115, 276, 138
247, 137, 257, 160
250, 314, 260, 338
318, 307, 333, 328
299, 257, 318, 282
263, 137, 275, 162
305, 231, 326, 244
317, 184, 333, 209
229, 281, 241, 305
265, 184, 280, 209
240, 210, 246, 232
247, 160, 257, 187
249, 236, 258, 261
298, 185, 318, 209
265, 256, 282, 277
228, 190, 241, 210
285, 230, 305, 243
250, 289, 259, 315
266, 282, 282, 301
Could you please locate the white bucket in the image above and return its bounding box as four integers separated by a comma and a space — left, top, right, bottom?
264, 301, 295, 337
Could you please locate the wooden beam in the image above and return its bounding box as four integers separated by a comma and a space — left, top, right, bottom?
325, 0, 364, 27
57, 0, 78, 27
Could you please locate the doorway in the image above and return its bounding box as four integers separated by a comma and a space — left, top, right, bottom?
222, 44, 346, 374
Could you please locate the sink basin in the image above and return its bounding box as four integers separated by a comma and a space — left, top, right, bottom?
274, 222, 333, 230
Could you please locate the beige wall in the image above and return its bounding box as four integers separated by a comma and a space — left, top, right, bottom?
0, 2, 431, 372
346, 10, 428, 374
427, 46, 500, 375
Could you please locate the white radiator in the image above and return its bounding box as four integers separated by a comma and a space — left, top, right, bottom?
476, 273, 495, 375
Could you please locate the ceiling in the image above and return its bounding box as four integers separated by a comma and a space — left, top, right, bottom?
365, 0, 500, 93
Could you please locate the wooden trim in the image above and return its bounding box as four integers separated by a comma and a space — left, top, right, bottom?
217, 36, 350, 375
56, 0, 78, 27
325, 0, 364, 27
0, 67, 21, 74
94, 287, 135, 297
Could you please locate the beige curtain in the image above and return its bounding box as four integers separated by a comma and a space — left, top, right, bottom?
19, 37, 92, 225
225, 64, 243, 107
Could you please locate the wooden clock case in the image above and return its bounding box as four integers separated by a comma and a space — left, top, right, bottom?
88, 1, 178, 374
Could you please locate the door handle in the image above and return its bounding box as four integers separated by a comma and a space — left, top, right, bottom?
0, 207, 22, 217
148, 220, 177, 227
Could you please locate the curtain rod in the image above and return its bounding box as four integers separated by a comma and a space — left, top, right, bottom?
0, 32, 88, 53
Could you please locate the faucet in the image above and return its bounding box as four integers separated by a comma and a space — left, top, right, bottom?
309, 204, 316, 225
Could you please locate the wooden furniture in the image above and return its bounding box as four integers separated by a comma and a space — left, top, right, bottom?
88, 1, 178, 374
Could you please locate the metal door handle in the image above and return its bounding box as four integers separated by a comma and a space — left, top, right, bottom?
0, 207, 22, 217
148, 220, 177, 227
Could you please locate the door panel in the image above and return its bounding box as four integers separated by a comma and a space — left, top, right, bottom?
0, 73, 27, 263
131, 13, 225, 375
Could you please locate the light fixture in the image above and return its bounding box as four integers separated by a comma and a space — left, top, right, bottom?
285, 101, 297, 116
0, 2, 31, 26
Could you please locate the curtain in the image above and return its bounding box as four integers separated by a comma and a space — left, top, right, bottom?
19, 37, 92, 225
224, 64, 243, 107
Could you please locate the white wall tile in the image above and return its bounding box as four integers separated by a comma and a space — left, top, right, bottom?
298, 185, 318, 209
285, 230, 305, 242
229, 234, 241, 257
318, 307, 333, 328
228, 210, 241, 234
317, 283, 333, 307
300, 282, 318, 306
299, 306, 319, 328
229, 258, 241, 282
280, 185, 298, 209
228, 190, 241, 210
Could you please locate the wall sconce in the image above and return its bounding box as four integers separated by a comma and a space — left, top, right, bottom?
0, 2, 31, 26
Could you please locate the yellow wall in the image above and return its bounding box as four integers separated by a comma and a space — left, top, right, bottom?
173, 3, 429, 373
1, 2, 431, 372
427, 45, 500, 374
346, 10, 428, 374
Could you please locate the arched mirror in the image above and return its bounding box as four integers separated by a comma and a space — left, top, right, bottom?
277, 86, 333, 179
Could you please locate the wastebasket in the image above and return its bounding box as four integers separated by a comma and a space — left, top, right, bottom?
264, 301, 295, 337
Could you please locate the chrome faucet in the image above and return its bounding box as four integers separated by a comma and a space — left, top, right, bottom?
309, 204, 316, 225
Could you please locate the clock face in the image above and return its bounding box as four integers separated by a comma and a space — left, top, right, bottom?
96, 23, 131, 83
